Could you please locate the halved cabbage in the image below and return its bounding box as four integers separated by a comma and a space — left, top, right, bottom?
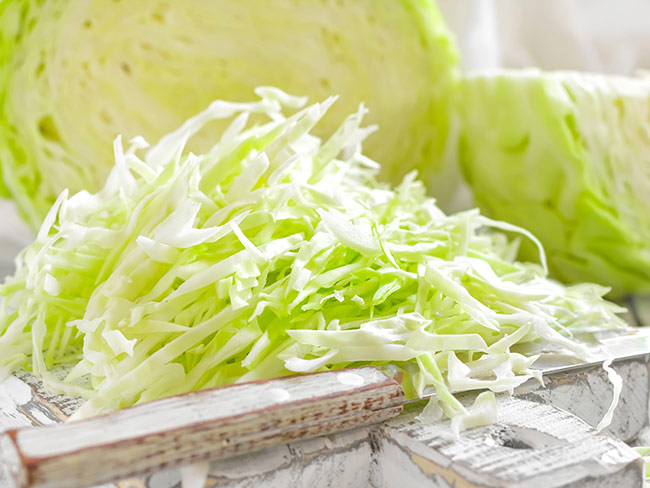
458, 70, 650, 297
0, 0, 458, 228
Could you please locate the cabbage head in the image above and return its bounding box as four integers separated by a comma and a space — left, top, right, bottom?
0, 0, 458, 229
458, 70, 650, 297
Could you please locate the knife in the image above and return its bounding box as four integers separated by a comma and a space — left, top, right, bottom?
2, 327, 650, 488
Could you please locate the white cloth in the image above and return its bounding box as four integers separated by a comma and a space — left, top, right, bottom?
438, 0, 650, 74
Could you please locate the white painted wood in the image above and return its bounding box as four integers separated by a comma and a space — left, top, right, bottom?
1, 367, 402, 488
140, 426, 378, 488
380, 395, 643, 488
16, 368, 396, 458
12, 370, 84, 421
517, 356, 650, 442
0, 378, 36, 431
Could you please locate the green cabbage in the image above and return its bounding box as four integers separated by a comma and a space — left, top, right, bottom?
0, 0, 458, 229
0, 89, 624, 420
458, 70, 650, 298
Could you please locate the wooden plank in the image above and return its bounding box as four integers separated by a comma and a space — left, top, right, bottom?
1, 368, 402, 488
517, 355, 650, 442
126, 426, 379, 488
379, 395, 643, 488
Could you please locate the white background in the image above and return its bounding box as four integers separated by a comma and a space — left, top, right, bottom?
438, 0, 650, 75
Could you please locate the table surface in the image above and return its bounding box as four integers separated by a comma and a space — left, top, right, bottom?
1, 347, 648, 487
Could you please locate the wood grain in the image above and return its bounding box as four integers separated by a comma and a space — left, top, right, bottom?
380, 394, 643, 488
1, 367, 403, 488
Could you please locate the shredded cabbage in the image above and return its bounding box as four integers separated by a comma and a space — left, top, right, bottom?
0, 88, 625, 420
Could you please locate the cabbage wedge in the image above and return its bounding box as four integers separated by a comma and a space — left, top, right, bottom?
0, 0, 457, 228
458, 70, 650, 297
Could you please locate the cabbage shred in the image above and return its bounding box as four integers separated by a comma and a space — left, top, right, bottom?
0, 89, 624, 419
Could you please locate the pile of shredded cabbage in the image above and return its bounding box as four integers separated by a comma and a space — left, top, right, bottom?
0, 88, 625, 421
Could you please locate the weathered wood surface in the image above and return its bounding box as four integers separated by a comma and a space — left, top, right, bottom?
518, 355, 649, 442
381, 396, 642, 488
1, 351, 649, 488
1, 368, 403, 488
